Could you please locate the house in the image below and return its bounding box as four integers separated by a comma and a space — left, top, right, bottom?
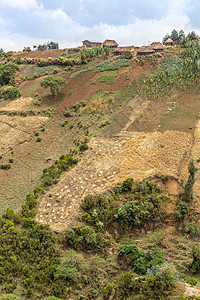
102, 39, 118, 48
82, 40, 102, 47
150, 42, 164, 53
137, 46, 155, 56
164, 38, 174, 47
173, 37, 181, 46
113, 47, 131, 56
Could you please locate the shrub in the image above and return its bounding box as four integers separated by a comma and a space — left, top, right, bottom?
9, 158, 14, 163
185, 277, 198, 286
118, 239, 165, 275
0, 164, 11, 170
1, 87, 21, 100
189, 244, 200, 273
0, 295, 20, 300
121, 177, 133, 192
36, 137, 42, 142
79, 143, 88, 152
34, 131, 39, 136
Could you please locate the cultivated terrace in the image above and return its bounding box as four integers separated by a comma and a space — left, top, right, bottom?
1, 42, 200, 299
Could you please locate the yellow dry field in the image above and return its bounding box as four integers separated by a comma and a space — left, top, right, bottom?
0, 97, 47, 155
0, 115, 47, 155
0, 97, 33, 112
36, 127, 195, 232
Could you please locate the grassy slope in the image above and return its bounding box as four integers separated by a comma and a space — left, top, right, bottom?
0, 47, 200, 299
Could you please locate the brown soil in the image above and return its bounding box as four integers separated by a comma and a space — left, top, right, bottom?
12, 49, 70, 59
36, 129, 191, 232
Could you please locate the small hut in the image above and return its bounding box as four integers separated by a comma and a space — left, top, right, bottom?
137, 46, 155, 56
113, 47, 131, 56
150, 42, 164, 53
102, 39, 118, 48
164, 38, 174, 47
82, 40, 102, 47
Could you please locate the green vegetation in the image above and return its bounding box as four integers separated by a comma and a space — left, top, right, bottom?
25, 65, 56, 80
92, 72, 117, 84
0, 62, 20, 85
0, 86, 21, 100
70, 57, 131, 78
40, 76, 66, 97
139, 41, 200, 99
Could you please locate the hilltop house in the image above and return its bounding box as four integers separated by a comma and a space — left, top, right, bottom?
164, 38, 174, 47
113, 47, 131, 56
137, 46, 155, 56
82, 40, 102, 47
102, 39, 118, 48
150, 42, 164, 53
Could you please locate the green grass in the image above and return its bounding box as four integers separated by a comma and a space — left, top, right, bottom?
25, 65, 56, 79
70, 58, 132, 78
92, 72, 117, 84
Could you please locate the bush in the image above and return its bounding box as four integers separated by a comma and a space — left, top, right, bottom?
9, 158, 14, 163
121, 177, 133, 192
0, 295, 20, 300
118, 239, 165, 275
185, 277, 198, 286
36, 137, 42, 142
79, 143, 88, 152
0, 164, 11, 170
1, 87, 21, 100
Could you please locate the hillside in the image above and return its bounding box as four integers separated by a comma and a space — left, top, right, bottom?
1, 44, 200, 299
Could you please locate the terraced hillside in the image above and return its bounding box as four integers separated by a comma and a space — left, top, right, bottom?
1, 44, 200, 299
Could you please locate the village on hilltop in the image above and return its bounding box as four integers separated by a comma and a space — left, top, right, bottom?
82, 37, 181, 56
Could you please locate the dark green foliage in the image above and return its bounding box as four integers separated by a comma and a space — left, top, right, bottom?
36, 137, 42, 142
186, 222, 200, 237
0, 87, 21, 100
41, 155, 78, 187
40, 76, 66, 97
0, 221, 62, 297
115, 265, 175, 299
81, 180, 165, 232
176, 201, 189, 220
189, 245, 200, 273
183, 159, 198, 202
62, 226, 110, 252
8, 158, 13, 163
116, 181, 164, 229
79, 143, 88, 152
34, 131, 39, 136
118, 239, 165, 275
185, 277, 198, 286
0, 62, 20, 85
121, 177, 133, 192
0, 164, 11, 170
81, 194, 120, 229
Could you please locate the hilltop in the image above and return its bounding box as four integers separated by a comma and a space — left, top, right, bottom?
1, 43, 200, 299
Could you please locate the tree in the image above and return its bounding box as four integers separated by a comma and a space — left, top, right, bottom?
0, 48, 3, 54
40, 76, 66, 97
0, 62, 20, 85
47, 41, 59, 50
179, 29, 185, 38
171, 29, 179, 40
162, 33, 170, 45
187, 31, 199, 40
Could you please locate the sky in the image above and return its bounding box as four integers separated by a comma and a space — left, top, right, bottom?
0, 0, 199, 51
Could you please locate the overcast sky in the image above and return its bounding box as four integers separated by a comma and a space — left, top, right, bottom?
0, 0, 199, 51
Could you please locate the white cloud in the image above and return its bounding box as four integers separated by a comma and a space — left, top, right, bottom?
0, 0, 41, 11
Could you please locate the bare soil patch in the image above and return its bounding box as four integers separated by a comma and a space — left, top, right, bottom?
36, 130, 191, 232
